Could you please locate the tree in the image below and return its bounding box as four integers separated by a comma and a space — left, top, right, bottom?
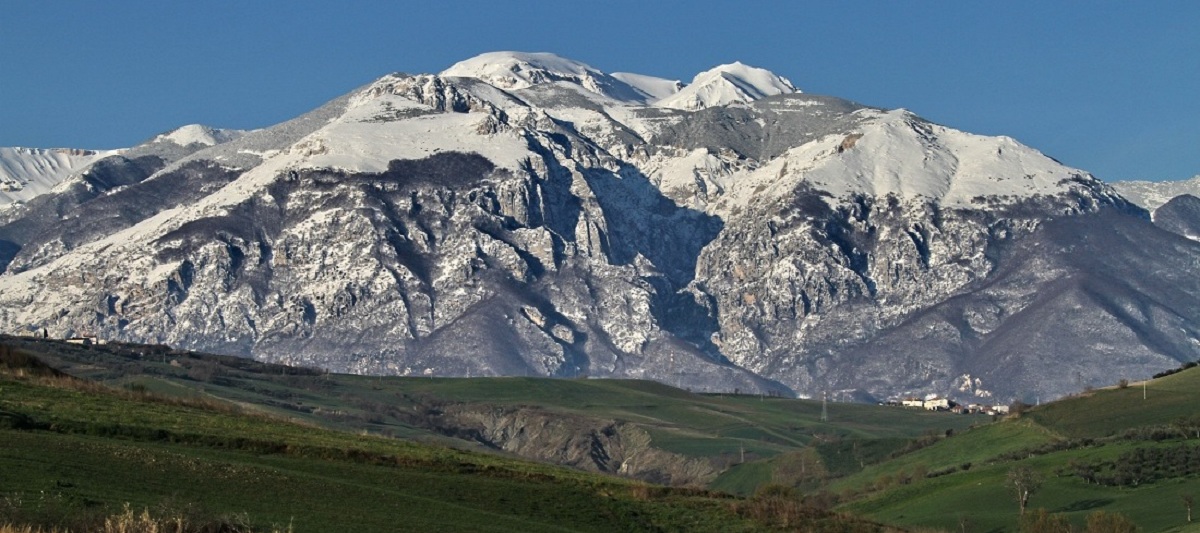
1185, 494, 1194, 524
1010, 400, 1032, 416
1084, 510, 1138, 533
1008, 466, 1043, 516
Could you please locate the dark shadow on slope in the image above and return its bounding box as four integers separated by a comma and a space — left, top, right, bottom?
581, 164, 726, 357
520, 132, 584, 269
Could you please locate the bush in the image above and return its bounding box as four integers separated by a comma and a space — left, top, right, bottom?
1020, 509, 1073, 533
734, 485, 826, 528
1084, 510, 1139, 533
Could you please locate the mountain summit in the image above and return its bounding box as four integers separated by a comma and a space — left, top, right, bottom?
657, 61, 798, 110
441, 51, 650, 102
0, 52, 1192, 403
440, 52, 796, 109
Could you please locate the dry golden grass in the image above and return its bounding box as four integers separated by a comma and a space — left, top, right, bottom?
1, 504, 294, 533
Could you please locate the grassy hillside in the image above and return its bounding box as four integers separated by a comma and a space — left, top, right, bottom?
0, 352, 900, 532
832, 364, 1200, 533
1, 336, 982, 493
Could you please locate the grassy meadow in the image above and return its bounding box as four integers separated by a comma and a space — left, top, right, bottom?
0, 341, 899, 532
832, 366, 1200, 533
2, 336, 983, 493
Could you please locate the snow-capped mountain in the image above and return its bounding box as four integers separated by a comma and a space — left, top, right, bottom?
0, 147, 120, 207
1112, 175, 1200, 213
656, 62, 798, 110
0, 51, 1193, 403
0, 124, 247, 211
441, 51, 651, 103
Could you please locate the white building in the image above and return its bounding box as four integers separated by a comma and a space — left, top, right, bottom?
923, 397, 951, 411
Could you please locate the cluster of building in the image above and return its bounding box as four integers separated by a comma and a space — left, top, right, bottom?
884, 396, 1010, 415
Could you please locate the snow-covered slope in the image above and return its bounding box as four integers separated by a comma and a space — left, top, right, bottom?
656, 62, 798, 110
441, 51, 648, 103
0, 147, 120, 206
151, 124, 246, 147
611, 72, 683, 101
0, 125, 246, 209
0, 51, 1187, 405
717, 109, 1098, 210
1112, 175, 1200, 212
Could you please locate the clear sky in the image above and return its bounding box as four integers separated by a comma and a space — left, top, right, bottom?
2, 1, 1197, 182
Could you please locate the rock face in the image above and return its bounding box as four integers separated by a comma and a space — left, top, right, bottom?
419, 404, 718, 485
0, 51, 1196, 403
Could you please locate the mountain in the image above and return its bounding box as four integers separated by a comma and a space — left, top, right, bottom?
0, 147, 119, 207
655, 61, 798, 110
1111, 174, 1200, 211
0, 51, 1194, 403
1111, 176, 1200, 240
1150, 193, 1200, 240
0, 125, 247, 212
441, 51, 651, 103
150, 124, 247, 147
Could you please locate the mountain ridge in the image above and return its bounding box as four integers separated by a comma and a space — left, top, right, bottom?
0, 51, 1194, 403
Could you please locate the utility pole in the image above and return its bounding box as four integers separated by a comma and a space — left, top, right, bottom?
820, 391, 829, 422
1144, 379, 1147, 400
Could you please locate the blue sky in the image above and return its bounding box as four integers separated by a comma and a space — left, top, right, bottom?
2, 1, 1197, 182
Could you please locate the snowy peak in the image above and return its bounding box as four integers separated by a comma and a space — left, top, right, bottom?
0, 146, 119, 206
441, 52, 596, 90
440, 51, 646, 102
437, 52, 796, 108
151, 124, 245, 147
656, 61, 799, 110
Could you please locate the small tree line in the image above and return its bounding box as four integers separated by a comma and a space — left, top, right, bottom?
1066, 444, 1200, 487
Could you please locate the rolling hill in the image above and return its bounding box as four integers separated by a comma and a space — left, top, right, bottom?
832, 364, 1200, 532
0, 342, 898, 532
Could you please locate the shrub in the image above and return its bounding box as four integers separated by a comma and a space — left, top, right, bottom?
1019, 509, 1072, 533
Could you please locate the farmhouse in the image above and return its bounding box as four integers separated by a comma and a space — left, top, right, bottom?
923, 397, 951, 411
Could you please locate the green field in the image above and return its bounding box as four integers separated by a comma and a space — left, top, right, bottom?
4, 336, 983, 494
833, 365, 1200, 533
7, 336, 1195, 531
0, 358, 898, 532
